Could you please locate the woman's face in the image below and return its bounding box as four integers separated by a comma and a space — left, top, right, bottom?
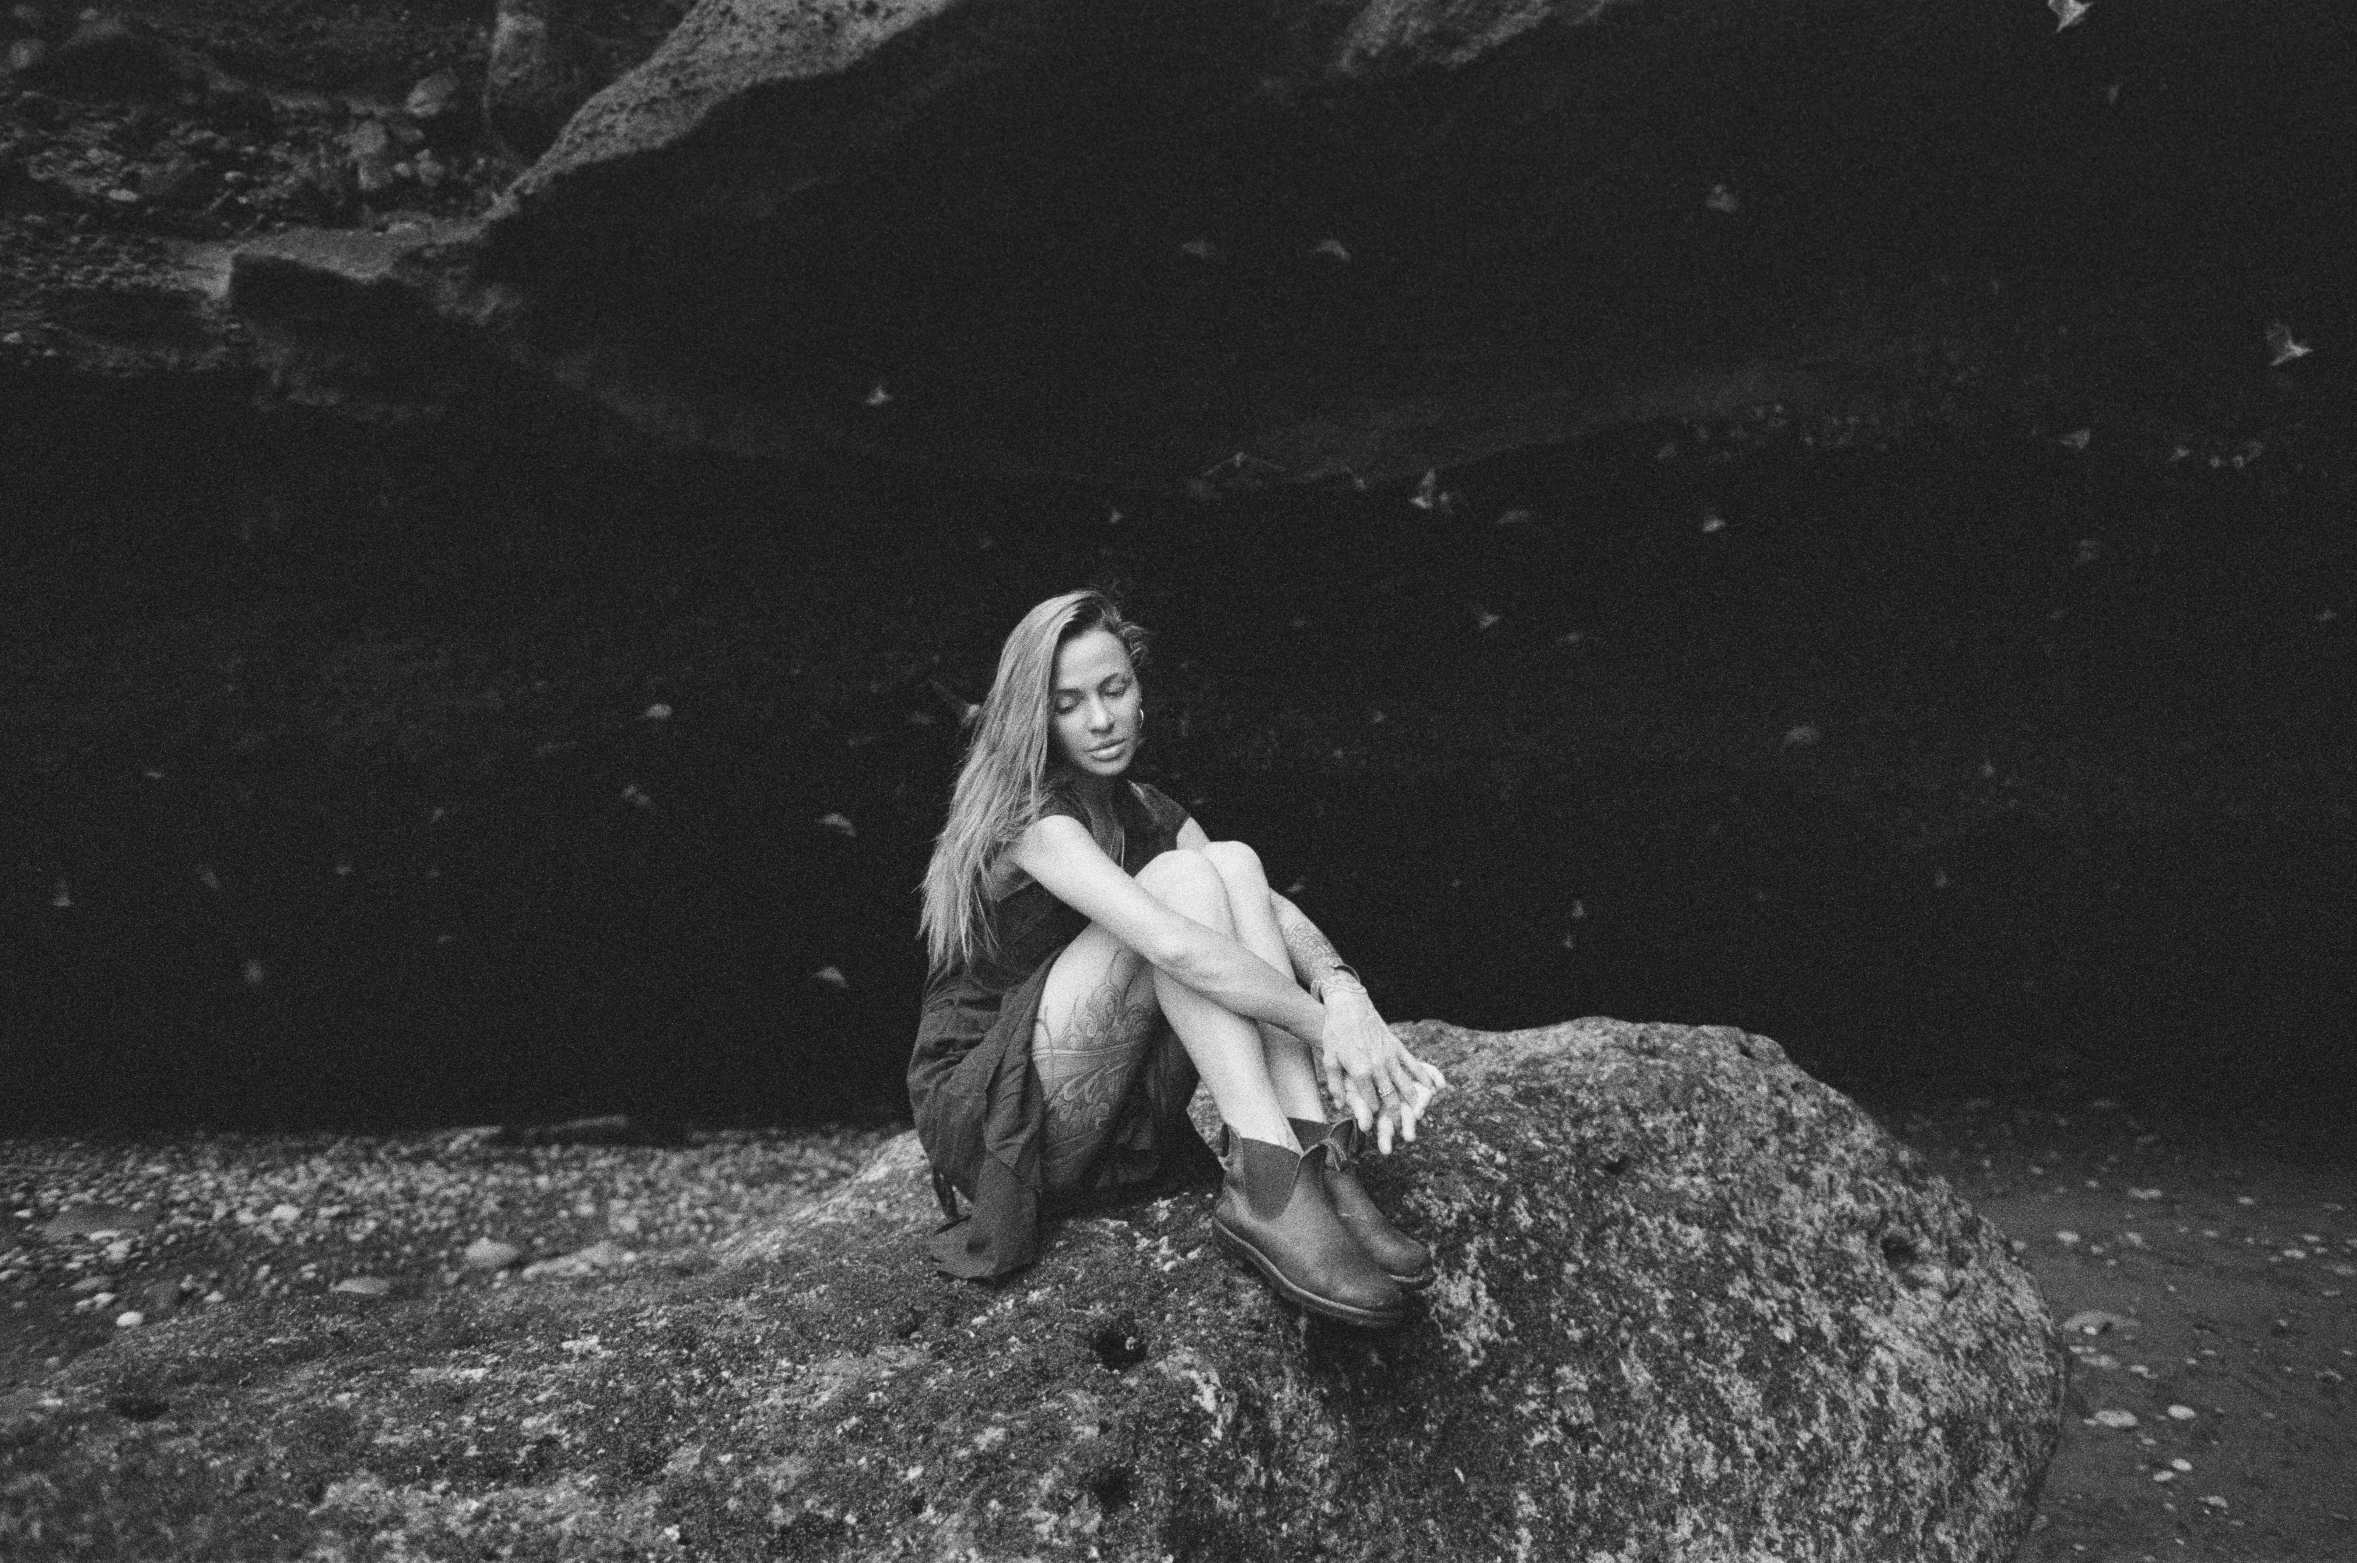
1049, 626, 1141, 778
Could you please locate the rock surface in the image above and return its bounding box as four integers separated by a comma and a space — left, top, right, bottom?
0, 1019, 2063, 1560
14, 14, 179, 100
483, 0, 687, 159
483, 0, 595, 159
3, 0, 2347, 487
432, 0, 2345, 481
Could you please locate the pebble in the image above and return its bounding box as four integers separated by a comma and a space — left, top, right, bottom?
113, 1310, 143, 1328
2091, 1408, 2138, 1429
330, 1276, 392, 1296
2167, 1404, 2197, 1420
405, 67, 460, 122
462, 1237, 521, 1270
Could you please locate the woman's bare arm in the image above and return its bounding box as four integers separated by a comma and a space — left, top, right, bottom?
1269, 892, 1361, 999
1269, 891, 1448, 1149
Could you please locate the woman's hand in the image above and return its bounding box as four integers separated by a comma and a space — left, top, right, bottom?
1315, 987, 1448, 1154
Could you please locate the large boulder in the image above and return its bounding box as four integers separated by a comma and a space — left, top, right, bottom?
0, 1019, 2062, 1560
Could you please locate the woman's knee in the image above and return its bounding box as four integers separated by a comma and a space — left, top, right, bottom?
1197, 839, 1267, 889
1135, 848, 1231, 923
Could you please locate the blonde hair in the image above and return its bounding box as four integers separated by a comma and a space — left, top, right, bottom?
920, 589, 1150, 974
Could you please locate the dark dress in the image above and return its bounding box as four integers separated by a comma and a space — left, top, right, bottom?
908, 778, 1218, 1279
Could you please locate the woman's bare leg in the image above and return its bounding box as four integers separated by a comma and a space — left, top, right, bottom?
1029, 924, 1163, 1192
1130, 850, 1298, 1147
1033, 849, 1296, 1169
1197, 840, 1328, 1124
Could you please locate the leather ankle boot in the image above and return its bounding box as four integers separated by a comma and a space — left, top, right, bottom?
1289, 1117, 1436, 1291
1211, 1129, 1406, 1328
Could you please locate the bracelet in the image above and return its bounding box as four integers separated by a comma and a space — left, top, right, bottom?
1311, 963, 1364, 1001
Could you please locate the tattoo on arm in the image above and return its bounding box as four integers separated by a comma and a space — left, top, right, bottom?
1271, 894, 1362, 999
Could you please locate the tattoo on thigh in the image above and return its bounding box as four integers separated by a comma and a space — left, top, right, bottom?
1036, 971, 1158, 1182
1039, 973, 1155, 1088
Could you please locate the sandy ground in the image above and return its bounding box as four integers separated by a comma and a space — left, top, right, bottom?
4, 1094, 2349, 1558
1896, 1100, 2356, 1562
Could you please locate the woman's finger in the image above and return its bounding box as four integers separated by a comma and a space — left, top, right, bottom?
1383, 1055, 1423, 1111
1374, 1108, 1396, 1156
1376, 1075, 1404, 1150
1320, 1049, 1348, 1117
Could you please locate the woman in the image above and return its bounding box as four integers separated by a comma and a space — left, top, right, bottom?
911, 589, 1447, 1327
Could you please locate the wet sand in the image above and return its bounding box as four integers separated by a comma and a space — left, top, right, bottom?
1899, 1098, 2354, 1561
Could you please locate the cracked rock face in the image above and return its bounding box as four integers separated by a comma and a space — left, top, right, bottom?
474, 0, 1849, 478
441, 0, 2347, 482
3, 1019, 2062, 1560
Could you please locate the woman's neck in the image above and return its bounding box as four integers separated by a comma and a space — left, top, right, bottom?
1052, 767, 1128, 857
1055, 765, 1123, 805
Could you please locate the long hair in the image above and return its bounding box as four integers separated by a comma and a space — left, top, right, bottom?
920, 589, 1150, 974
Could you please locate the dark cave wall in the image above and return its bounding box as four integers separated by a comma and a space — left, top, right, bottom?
4, 376, 2353, 1137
